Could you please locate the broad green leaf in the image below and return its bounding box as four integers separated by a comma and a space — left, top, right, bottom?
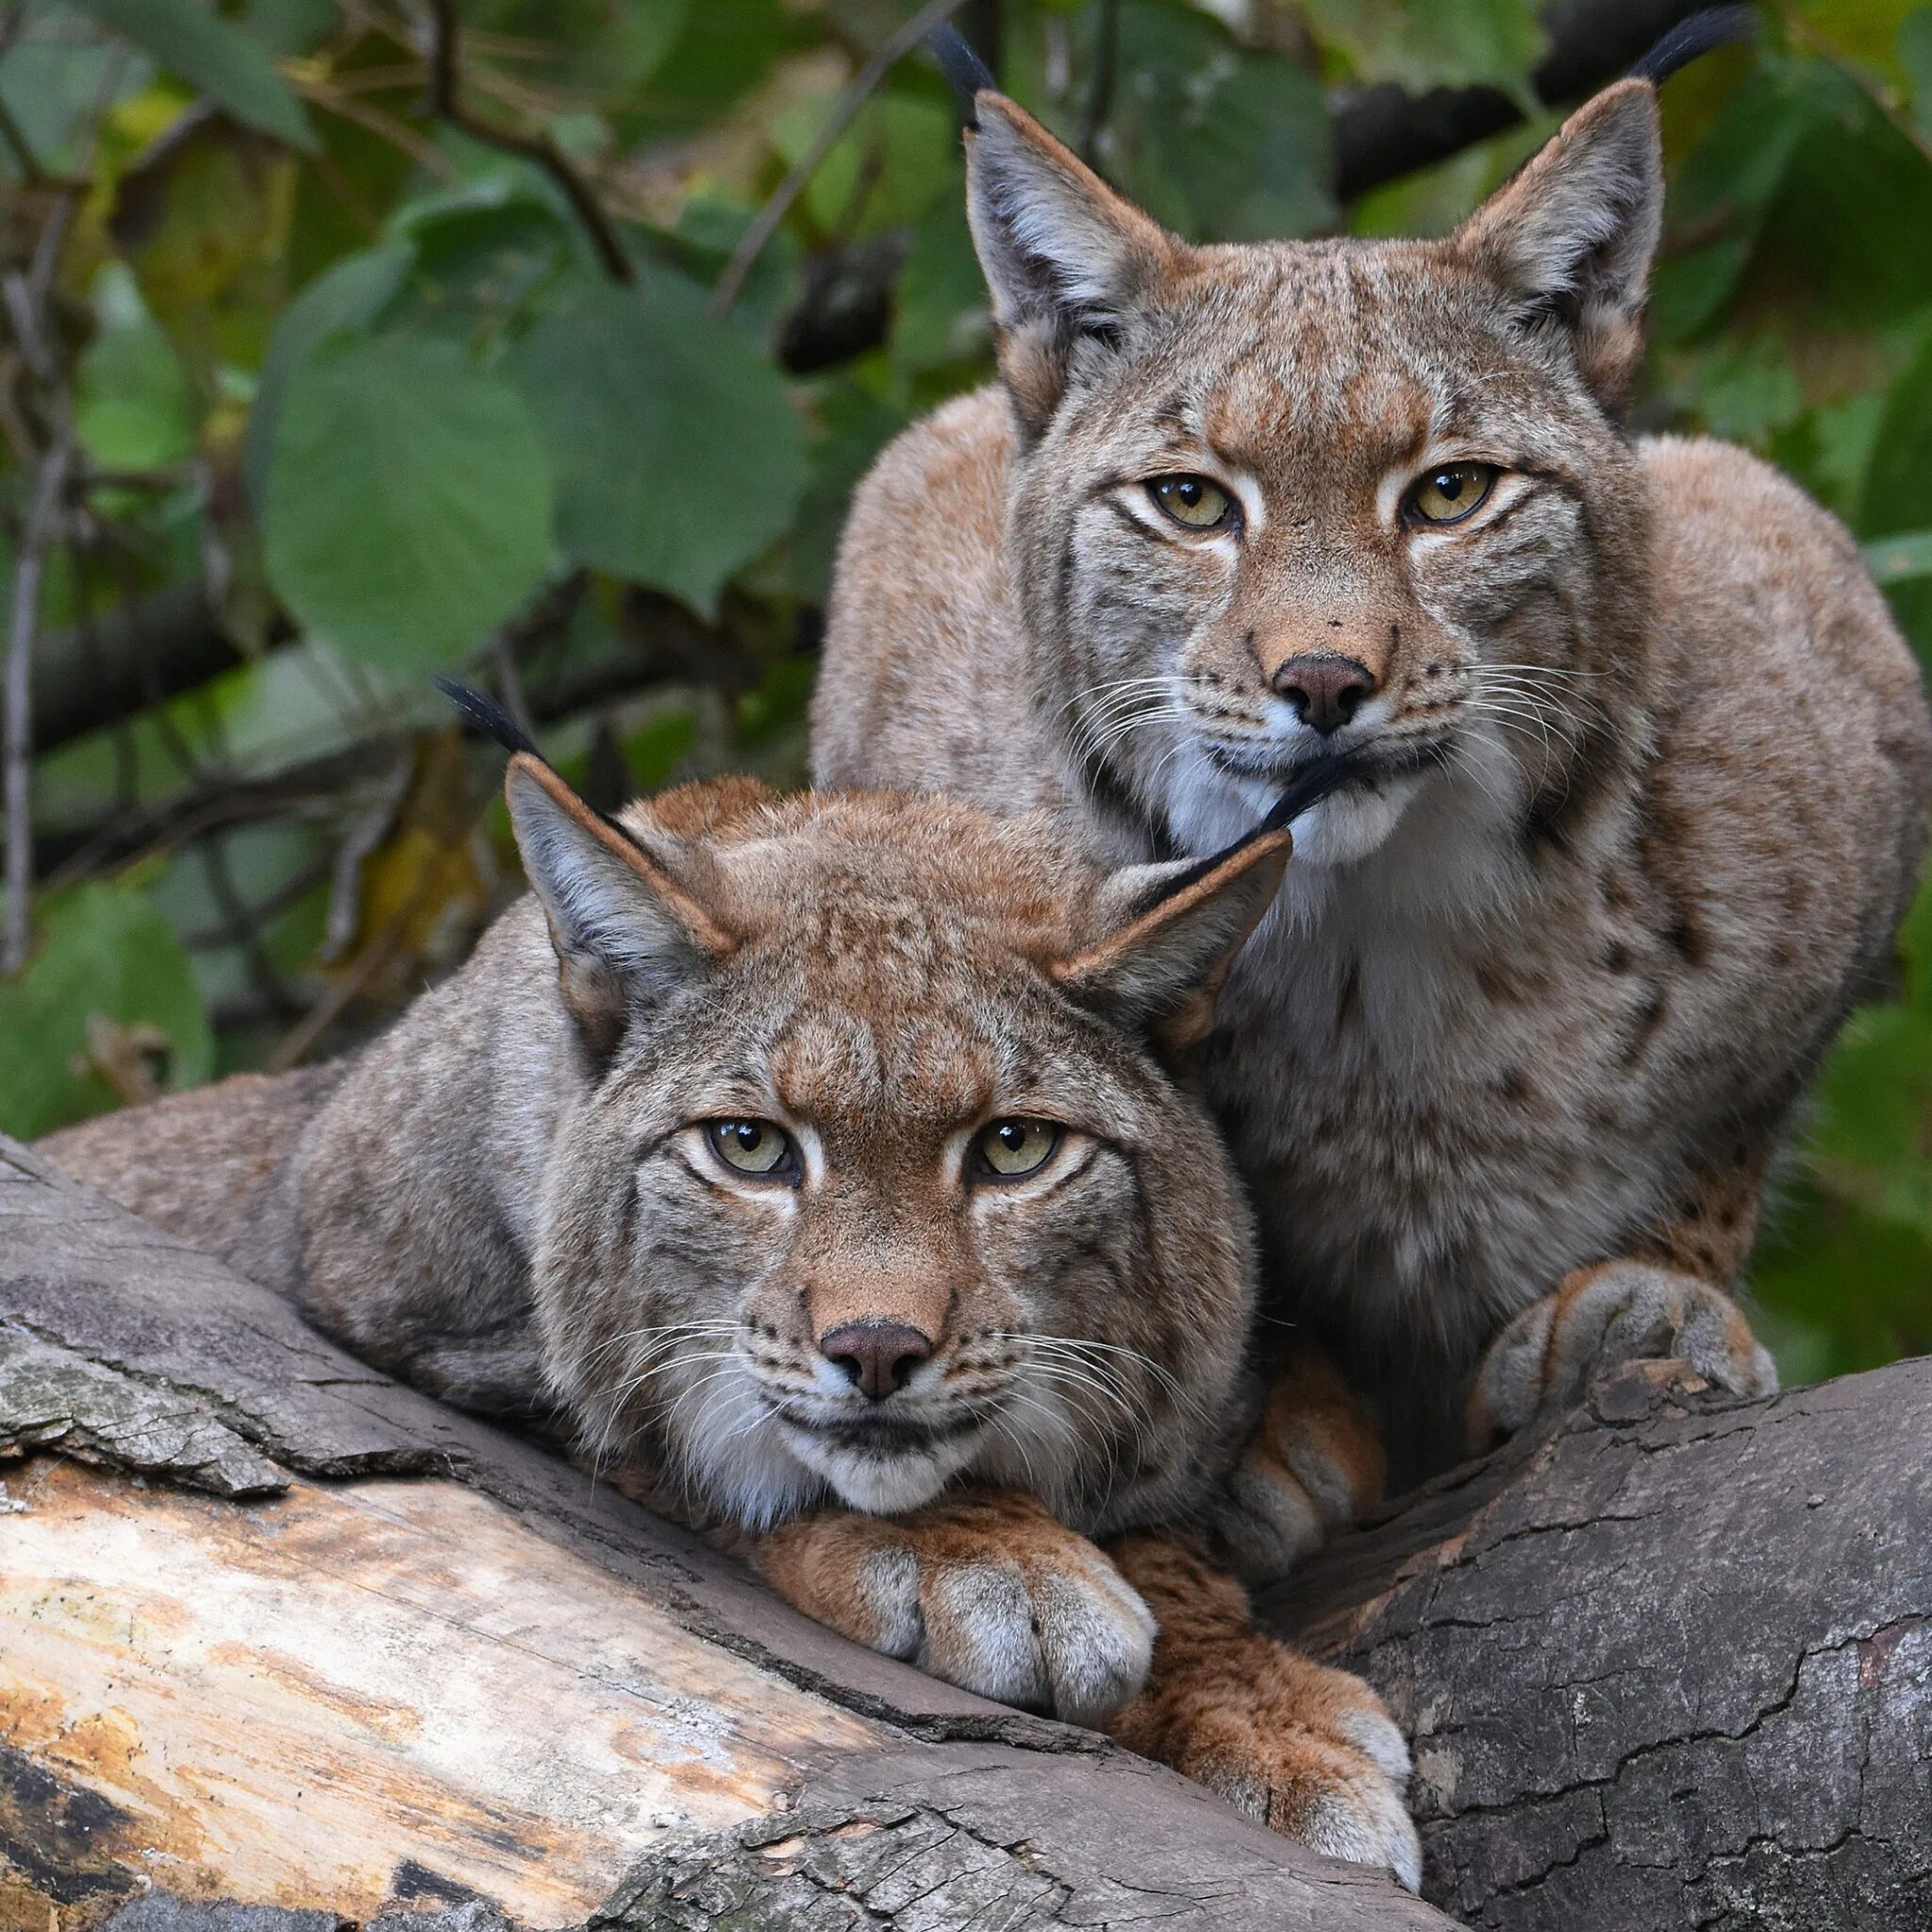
0, 881, 213, 1141
261, 335, 554, 667
770, 90, 957, 239
244, 243, 411, 506
77, 0, 316, 150
1906, 9, 1932, 134
1865, 530, 1932, 584
1303, 0, 1545, 96
1856, 325, 1932, 654
75, 265, 199, 469
0, 5, 152, 176
1102, 2, 1333, 242
506, 269, 807, 616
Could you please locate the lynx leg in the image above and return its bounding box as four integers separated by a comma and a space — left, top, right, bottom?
1467, 1146, 1781, 1450
1211, 1345, 1386, 1582
747, 1490, 1155, 1725
1103, 1532, 1420, 1890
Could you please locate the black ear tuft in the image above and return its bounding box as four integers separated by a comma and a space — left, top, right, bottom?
1259, 747, 1375, 833
1627, 6, 1755, 87
437, 677, 540, 758
929, 25, 996, 125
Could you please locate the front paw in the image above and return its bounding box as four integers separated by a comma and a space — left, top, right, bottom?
1110, 1636, 1421, 1891
751, 1491, 1156, 1726
1468, 1259, 1778, 1451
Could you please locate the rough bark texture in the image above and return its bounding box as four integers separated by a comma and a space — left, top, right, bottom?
0, 1134, 1445, 1932
1263, 1361, 1932, 1930
5, 1129, 1927, 1930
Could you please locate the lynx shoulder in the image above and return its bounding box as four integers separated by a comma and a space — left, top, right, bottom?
810, 66, 1932, 1474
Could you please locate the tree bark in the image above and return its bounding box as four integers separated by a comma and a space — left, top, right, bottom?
1261, 1358, 1932, 1929
5, 1130, 1926, 1931
0, 1133, 1446, 1932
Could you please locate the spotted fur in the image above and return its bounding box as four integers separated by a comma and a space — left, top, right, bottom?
811, 76, 1932, 1477
40, 769, 1417, 1881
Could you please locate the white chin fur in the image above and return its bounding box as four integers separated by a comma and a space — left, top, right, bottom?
781, 1424, 976, 1514
1288, 774, 1425, 867
1160, 742, 1424, 867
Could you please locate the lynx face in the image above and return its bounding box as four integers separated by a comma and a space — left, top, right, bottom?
508, 767, 1280, 1533
967, 82, 1660, 872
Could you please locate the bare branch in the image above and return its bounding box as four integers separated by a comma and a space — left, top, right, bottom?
421, 0, 632, 283
3, 425, 72, 974
708, 0, 971, 318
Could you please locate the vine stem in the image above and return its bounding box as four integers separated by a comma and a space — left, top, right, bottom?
708, 0, 973, 318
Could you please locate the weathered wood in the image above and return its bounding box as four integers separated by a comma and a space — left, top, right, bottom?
11, 1123, 1928, 1929
0, 1133, 1449, 1932
1264, 1359, 1932, 1930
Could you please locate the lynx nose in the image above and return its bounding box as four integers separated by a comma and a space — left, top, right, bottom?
1273, 654, 1376, 736
820, 1320, 933, 1402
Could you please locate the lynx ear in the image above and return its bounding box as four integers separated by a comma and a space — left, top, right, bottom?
963, 93, 1177, 436
504, 754, 734, 1058
1454, 78, 1663, 403
1053, 830, 1291, 1051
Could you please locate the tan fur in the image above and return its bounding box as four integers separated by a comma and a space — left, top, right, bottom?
811, 79, 1932, 1481
41, 769, 1415, 1880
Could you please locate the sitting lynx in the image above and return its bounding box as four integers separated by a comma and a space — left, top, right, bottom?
811, 42, 1932, 1477
41, 719, 1417, 1884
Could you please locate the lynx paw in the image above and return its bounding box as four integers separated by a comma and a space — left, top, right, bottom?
1112, 1637, 1421, 1890
1211, 1347, 1386, 1584
1469, 1259, 1778, 1451
751, 1491, 1155, 1726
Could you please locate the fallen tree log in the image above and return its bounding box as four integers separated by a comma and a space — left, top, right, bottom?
1262, 1360, 1932, 1929
4, 1127, 1927, 1930
0, 1133, 1447, 1932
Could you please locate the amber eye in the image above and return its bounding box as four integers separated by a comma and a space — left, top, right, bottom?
706, 1119, 794, 1178
974, 1118, 1061, 1179
1407, 463, 1497, 525
1148, 475, 1233, 530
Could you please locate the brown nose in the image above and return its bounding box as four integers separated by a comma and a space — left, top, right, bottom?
819, 1321, 933, 1402
1273, 654, 1376, 736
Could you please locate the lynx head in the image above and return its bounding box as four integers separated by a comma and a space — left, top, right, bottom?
960, 73, 1669, 875
504, 755, 1286, 1532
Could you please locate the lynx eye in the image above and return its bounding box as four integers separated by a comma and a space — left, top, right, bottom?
974, 1118, 1061, 1179
1148, 474, 1232, 531
706, 1119, 794, 1178
1407, 463, 1497, 525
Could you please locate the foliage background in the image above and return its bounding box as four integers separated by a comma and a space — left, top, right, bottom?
1, 0, 1928, 1383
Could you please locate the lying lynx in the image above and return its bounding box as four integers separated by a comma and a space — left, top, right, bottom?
812, 40, 1932, 1476
41, 722, 1417, 1884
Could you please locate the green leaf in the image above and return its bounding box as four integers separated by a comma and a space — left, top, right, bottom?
77, 0, 316, 150
1865, 530, 1932, 584
1304, 0, 1545, 96
506, 268, 807, 616
0, 881, 213, 1141
1906, 9, 1932, 135
1101, 2, 1334, 242
75, 265, 198, 470
261, 334, 554, 667
244, 243, 412, 506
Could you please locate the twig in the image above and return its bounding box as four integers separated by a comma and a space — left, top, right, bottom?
708, 0, 972, 317
3, 425, 72, 974
421, 0, 632, 282
1, 175, 78, 976
1075, 0, 1118, 164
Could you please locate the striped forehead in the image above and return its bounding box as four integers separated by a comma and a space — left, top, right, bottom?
768, 1007, 1004, 1133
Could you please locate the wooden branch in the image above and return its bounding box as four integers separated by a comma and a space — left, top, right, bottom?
1330, 0, 1711, 201
1263, 1357, 1932, 1928
11, 1129, 1926, 1931
0, 1132, 1448, 1931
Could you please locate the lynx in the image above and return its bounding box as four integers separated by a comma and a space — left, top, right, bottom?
810, 48, 1932, 1478
42, 724, 1418, 1884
